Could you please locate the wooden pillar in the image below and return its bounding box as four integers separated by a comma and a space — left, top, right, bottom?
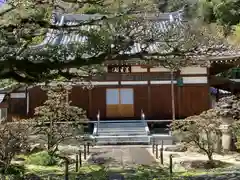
88, 89, 92, 118
25, 86, 29, 117
7, 94, 11, 121
170, 70, 176, 121
176, 70, 181, 119
147, 67, 151, 116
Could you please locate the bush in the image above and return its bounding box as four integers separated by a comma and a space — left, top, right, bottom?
0, 164, 25, 175
26, 151, 60, 166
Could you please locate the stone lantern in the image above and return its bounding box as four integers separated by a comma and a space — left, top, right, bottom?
216, 101, 235, 152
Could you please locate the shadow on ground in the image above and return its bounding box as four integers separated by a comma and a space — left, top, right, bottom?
3, 164, 240, 180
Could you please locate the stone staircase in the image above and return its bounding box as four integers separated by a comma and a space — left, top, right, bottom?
92, 120, 150, 145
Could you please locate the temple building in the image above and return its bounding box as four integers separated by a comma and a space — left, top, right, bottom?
0, 9, 239, 134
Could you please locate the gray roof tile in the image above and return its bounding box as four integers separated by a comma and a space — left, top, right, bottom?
33, 10, 240, 61
38, 10, 184, 55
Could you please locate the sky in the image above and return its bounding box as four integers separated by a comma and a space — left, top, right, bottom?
0, 0, 5, 6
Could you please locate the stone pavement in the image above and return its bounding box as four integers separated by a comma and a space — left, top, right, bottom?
88, 145, 240, 180
88, 145, 156, 168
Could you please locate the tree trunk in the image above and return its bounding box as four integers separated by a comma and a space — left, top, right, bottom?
207, 153, 213, 161
207, 153, 215, 168
47, 133, 51, 151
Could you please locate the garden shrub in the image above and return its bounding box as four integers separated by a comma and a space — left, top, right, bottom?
26, 151, 60, 166
0, 164, 25, 176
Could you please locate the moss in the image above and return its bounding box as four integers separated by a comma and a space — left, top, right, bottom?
25, 164, 62, 175
25, 151, 60, 166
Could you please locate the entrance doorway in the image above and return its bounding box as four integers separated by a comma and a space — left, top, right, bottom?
106, 88, 134, 118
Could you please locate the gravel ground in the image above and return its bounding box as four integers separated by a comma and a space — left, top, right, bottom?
88, 145, 157, 168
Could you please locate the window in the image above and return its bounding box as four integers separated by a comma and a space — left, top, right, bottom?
0, 108, 7, 122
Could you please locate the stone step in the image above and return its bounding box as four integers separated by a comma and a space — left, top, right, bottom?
98, 128, 146, 131
94, 135, 150, 145
99, 123, 145, 128
98, 131, 147, 136
99, 126, 146, 129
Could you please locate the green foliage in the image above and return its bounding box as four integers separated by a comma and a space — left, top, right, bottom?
213, 0, 240, 27
0, 0, 234, 82
197, 0, 240, 28
0, 164, 25, 175
0, 79, 18, 88
26, 151, 60, 166
198, 0, 215, 23
78, 4, 107, 14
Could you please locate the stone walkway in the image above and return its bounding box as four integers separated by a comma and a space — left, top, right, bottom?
88, 145, 240, 179
88, 145, 156, 168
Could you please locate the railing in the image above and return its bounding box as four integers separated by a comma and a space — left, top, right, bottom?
141, 109, 150, 135
96, 110, 100, 136
141, 109, 145, 120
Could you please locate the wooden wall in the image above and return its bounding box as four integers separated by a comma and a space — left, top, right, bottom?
69, 86, 89, 115
177, 85, 210, 118
88, 84, 210, 120
8, 83, 210, 121
150, 85, 175, 119
5, 65, 211, 121
28, 86, 47, 117
134, 86, 148, 118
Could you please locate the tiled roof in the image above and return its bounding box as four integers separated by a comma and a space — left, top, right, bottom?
35, 9, 185, 54
33, 9, 240, 64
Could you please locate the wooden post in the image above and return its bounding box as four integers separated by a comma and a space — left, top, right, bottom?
75, 154, 79, 172
152, 138, 155, 154
84, 144, 87, 160
79, 150, 82, 167
169, 154, 173, 176
155, 144, 158, 159
160, 140, 164, 164
65, 159, 69, 180
87, 142, 90, 155
160, 147, 163, 165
